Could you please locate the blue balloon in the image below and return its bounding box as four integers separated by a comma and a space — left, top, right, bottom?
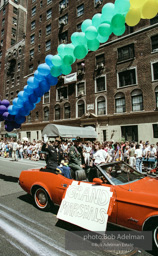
23, 101, 35, 112
8, 105, 18, 115
34, 70, 45, 81
45, 54, 54, 68
39, 79, 50, 94
29, 92, 38, 104
12, 121, 21, 129
46, 73, 58, 86
27, 76, 39, 89
35, 97, 41, 104
38, 63, 51, 76
15, 115, 26, 124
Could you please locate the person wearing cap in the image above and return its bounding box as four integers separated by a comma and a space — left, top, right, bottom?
68, 138, 85, 174
41, 135, 71, 179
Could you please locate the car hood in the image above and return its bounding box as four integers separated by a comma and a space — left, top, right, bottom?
116, 176, 158, 208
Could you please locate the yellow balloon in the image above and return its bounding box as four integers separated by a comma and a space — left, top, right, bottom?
130, 0, 147, 8
126, 8, 141, 26
141, 0, 158, 19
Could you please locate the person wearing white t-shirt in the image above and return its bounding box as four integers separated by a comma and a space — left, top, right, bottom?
148, 144, 156, 169
93, 142, 110, 165
135, 144, 143, 172
12, 139, 18, 161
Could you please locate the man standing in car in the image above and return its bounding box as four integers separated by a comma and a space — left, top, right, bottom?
41, 135, 71, 179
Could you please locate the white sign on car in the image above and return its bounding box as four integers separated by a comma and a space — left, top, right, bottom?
57, 182, 113, 232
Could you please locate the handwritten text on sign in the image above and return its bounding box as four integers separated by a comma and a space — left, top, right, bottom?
57, 182, 113, 232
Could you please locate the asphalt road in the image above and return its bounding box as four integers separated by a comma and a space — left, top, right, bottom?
0, 157, 153, 256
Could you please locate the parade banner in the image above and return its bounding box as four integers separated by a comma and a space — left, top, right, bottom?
57, 182, 114, 232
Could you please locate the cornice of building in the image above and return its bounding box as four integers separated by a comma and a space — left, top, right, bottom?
6, 39, 25, 54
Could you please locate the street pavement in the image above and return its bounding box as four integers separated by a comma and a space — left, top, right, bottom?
0, 157, 153, 256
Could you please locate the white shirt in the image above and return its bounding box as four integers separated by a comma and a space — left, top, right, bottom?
135, 148, 142, 158
93, 149, 108, 165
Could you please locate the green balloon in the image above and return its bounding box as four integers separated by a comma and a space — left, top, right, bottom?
97, 34, 109, 43
111, 14, 125, 29
98, 23, 112, 37
52, 55, 63, 67
71, 32, 87, 46
50, 66, 61, 77
81, 19, 92, 32
63, 55, 74, 66
74, 45, 88, 59
61, 65, 72, 75
85, 26, 98, 40
112, 25, 126, 36
92, 13, 102, 29
57, 44, 65, 57
87, 39, 100, 51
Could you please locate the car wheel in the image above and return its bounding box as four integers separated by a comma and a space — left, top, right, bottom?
152, 224, 158, 253
34, 187, 50, 211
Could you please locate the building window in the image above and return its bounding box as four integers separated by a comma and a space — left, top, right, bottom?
97, 96, 106, 115
40, 1, 43, 7
39, 15, 42, 22
1, 29, 4, 37
96, 54, 105, 66
77, 23, 82, 31
57, 87, 67, 100
152, 62, 158, 81
77, 82, 85, 97
17, 62, 20, 71
118, 44, 135, 62
77, 100, 85, 117
95, 76, 106, 92
46, 40, 51, 51
151, 35, 158, 52
30, 49, 34, 60
59, 14, 68, 27
150, 15, 158, 25
115, 92, 126, 113
26, 132, 31, 140
153, 124, 158, 138
55, 105, 60, 120
59, 31, 68, 44
38, 45, 41, 52
2, 18, 5, 26
11, 39, 15, 46
32, 0, 36, 3
0, 51, 2, 58
155, 86, 158, 109
39, 30, 42, 37
31, 6, 36, 16
47, 8, 52, 20
125, 24, 133, 34
46, 24, 51, 36
44, 107, 49, 121
28, 113, 31, 123
118, 68, 136, 87
43, 92, 50, 104
131, 89, 143, 112
64, 103, 70, 119
31, 20, 36, 30
13, 7, 18, 14
3, 8, 6, 15
59, 0, 69, 12
30, 34, 35, 44
35, 111, 39, 120
77, 4, 84, 17
47, 0, 52, 4
13, 17, 17, 25
29, 64, 33, 72
12, 27, 16, 37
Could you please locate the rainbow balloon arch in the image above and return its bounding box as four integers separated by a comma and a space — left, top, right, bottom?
0, 0, 157, 132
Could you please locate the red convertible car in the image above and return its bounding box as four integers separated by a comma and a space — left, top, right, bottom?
19, 161, 158, 253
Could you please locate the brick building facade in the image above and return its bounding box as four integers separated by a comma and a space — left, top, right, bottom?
1, 0, 158, 143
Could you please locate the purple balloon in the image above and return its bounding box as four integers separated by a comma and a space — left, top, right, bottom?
1, 99, 10, 107
5, 124, 14, 132
2, 111, 9, 120
0, 105, 7, 114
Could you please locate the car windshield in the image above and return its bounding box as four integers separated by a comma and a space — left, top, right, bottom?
100, 162, 144, 185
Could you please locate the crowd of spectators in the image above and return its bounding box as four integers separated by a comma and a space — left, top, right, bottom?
0, 138, 157, 173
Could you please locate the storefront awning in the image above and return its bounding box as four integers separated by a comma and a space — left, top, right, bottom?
42, 124, 97, 139
5, 133, 17, 138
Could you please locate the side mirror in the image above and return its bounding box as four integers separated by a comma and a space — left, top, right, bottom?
93, 178, 103, 185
